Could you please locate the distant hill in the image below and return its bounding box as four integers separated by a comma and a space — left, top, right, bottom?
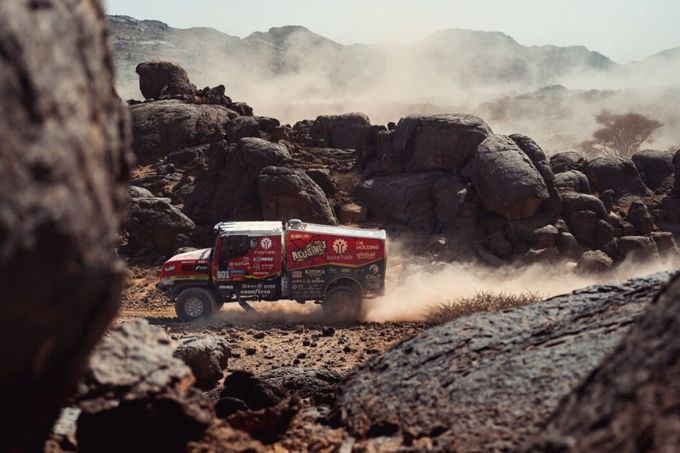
109, 15, 625, 101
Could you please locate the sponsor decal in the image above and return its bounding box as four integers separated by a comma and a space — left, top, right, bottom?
356, 242, 380, 251
304, 269, 325, 277
356, 251, 377, 260
260, 237, 273, 250
291, 240, 327, 262
369, 264, 379, 274
254, 256, 274, 262
250, 238, 258, 248
292, 271, 303, 279
219, 285, 235, 290
194, 265, 209, 272
230, 269, 245, 275
332, 238, 348, 254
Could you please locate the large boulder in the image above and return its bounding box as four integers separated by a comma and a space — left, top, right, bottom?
257, 167, 337, 225
625, 201, 655, 235
337, 273, 672, 452
76, 320, 212, 453
553, 170, 591, 194
174, 336, 231, 390
130, 100, 237, 163
672, 149, 680, 197
357, 173, 467, 231
185, 138, 291, 224
631, 149, 675, 193
135, 61, 192, 100
471, 135, 549, 220
127, 197, 196, 252
392, 114, 493, 173
584, 156, 651, 197
549, 150, 586, 174
510, 133, 562, 215
533, 273, 680, 452
309, 113, 371, 149
0, 2, 131, 450
561, 193, 607, 219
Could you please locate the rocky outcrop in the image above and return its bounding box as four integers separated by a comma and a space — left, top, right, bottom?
631, 149, 675, 193
584, 156, 651, 197
472, 135, 549, 220
337, 272, 672, 452
257, 167, 338, 225
308, 113, 371, 149
127, 197, 196, 252
530, 273, 680, 452
0, 2, 131, 451
549, 151, 585, 174
76, 320, 212, 453
554, 170, 591, 194
392, 114, 493, 173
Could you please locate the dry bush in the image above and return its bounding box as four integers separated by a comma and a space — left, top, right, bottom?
424, 291, 542, 325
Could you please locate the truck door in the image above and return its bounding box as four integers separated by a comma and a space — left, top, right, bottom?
217, 235, 250, 282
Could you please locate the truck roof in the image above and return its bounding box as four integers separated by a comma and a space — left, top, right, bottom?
214, 221, 283, 237
213, 220, 386, 240
288, 221, 386, 240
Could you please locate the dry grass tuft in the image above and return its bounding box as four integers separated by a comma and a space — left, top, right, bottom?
424, 291, 542, 325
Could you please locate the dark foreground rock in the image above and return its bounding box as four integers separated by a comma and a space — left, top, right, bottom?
336, 272, 672, 452
174, 336, 231, 390
528, 272, 680, 452
0, 2, 131, 451
76, 320, 212, 453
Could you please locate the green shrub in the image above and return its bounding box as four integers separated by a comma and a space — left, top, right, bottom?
424, 291, 542, 325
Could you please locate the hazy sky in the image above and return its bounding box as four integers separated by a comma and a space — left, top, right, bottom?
105, 0, 679, 63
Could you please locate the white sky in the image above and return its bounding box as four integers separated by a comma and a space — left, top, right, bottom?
104, 0, 680, 63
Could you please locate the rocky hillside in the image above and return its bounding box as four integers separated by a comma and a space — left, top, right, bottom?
123, 59, 680, 280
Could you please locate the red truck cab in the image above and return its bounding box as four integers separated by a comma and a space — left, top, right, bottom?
158, 220, 386, 322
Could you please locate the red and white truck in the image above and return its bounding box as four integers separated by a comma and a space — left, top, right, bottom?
157, 219, 386, 322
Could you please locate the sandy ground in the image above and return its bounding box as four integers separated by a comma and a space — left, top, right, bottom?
118, 264, 426, 374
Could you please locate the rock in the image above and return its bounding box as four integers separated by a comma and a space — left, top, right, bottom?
130, 100, 237, 163
357, 173, 466, 231
532, 273, 680, 452
567, 210, 598, 247
393, 114, 493, 173
600, 189, 615, 212
484, 230, 514, 258
661, 195, 680, 223
577, 250, 613, 273
510, 134, 562, 215
0, 2, 131, 450
136, 61, 192, 100
631, 149, 675, 193
337, 203, 368, 225
126, 197, 196, 252
549, 150, 586, 174
532, 225, 559, 249
174, 336, 231, 390
557, 232, 581, 259
76, 320, 211, 453
672, 149, 680, 197
337, 273, 672, 452
583, 156, 651, 197
561, 193, 608, 219
617, 236, 660, 262
553, 170, 591, 194
225, 116, 281, 142
187, 138, 291, 224
472, 135, 549, 220
625, 201, 655, 235
305, 168, 335, 198
128, 185, 155, 199
219, 371, 287, 412
310, 113, 371, 149
650, 231, 680, 259
258, 367, 342, 404
257, 167, 337, 225
322, 327, 336, 337
521, 247, 561, 264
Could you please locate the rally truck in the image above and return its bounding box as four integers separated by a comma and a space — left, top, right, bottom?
157, 219, 386, 322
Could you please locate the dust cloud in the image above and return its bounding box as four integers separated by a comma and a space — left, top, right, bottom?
363, 239, 679, 322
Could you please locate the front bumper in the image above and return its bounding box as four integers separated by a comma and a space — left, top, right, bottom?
156, 278, 174, 293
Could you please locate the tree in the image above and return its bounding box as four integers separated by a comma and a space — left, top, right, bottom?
581, 111, 663, 157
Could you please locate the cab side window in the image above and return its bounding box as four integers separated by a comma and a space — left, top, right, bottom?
219, 235, 250, 265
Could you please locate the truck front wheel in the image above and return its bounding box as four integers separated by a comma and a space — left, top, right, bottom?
175, 287, 217, 322
323, 285, 362, 323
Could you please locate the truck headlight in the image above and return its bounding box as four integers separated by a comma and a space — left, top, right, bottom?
164, 264, 176, 272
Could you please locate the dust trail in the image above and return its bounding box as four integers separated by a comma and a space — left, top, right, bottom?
364, 240, 680, 322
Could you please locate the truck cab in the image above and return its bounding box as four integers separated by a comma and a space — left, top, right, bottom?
158, 220, 386, 322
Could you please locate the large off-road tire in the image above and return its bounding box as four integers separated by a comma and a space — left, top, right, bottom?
175, 287, 217, 322
323, 285, 363, 323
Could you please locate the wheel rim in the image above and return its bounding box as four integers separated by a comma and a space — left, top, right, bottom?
185, 298, 204, 317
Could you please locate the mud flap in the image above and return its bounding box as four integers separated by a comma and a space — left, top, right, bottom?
238, 299, 257, 312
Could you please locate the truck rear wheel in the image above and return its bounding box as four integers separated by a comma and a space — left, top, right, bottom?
323, 285, 362, 323
175, 287, 217, 322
